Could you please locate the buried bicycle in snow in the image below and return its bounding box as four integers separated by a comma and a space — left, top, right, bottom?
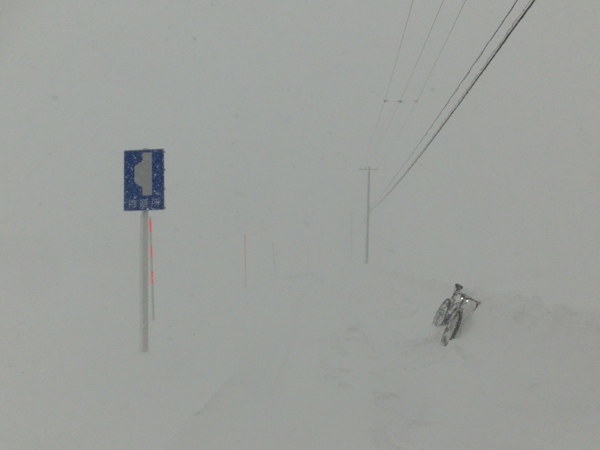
433, 284, 481, 346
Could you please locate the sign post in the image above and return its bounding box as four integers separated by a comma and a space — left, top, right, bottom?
140, 210, 149, 351
124, 149, 165, 352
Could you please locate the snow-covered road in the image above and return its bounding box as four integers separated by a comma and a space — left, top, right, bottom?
167, 266, 600, 449
2, 265, 599, 449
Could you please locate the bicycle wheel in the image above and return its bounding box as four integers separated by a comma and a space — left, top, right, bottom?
441, 310, 462, 346
433, 298, 451, 327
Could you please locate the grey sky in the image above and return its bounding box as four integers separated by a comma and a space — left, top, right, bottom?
0, 0, 598, 304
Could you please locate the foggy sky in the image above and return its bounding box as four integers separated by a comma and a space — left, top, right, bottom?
1, 0, 599, 337
3, 1, 597, 305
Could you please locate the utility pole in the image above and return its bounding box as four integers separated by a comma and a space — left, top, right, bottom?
360, 167, 377, 264
350, 212, 353, 261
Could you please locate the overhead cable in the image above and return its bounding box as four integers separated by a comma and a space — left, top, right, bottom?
375, 0, 468, 169
374, 0, 449, 155
360, 0, 415, 166
373, 0, 521, 206
371, 0, 538, 210
398, 0, 447, 102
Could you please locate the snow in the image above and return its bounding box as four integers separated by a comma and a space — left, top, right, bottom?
2, 263, 599, 449
2, 1, 600, 448
166, 267, 600, 450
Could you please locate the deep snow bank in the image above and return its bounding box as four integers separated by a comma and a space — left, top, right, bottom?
168, 265, 600, 450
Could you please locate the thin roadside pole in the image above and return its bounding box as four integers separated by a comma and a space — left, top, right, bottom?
140, 210, 149, 352
149, 216, 155, 321
350, 212, 353, 260
360, 167, 377, 264
244, 235, 247, 288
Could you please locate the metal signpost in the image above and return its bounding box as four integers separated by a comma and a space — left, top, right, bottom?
124, 149, 165, 352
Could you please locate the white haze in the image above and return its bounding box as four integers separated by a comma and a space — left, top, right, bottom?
1, 0, 599, 448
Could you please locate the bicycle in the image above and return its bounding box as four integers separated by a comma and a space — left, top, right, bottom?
433, 284, 481, 346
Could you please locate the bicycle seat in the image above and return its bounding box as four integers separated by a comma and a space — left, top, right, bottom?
455, 283, 463, 291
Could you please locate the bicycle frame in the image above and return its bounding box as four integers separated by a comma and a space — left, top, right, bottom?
447, 288, 480, 318
435, 284, 481, 345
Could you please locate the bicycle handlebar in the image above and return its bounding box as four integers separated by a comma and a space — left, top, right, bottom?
461, 294, 481, 309
453, 283, 481, 309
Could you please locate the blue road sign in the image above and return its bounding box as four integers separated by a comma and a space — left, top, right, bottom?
124, 149, 165, 211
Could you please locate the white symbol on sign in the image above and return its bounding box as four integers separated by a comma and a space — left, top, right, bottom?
134, 152, 153, 196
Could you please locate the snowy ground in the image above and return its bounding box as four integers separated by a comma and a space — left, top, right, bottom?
2, 1, 600, 449
2, 264, 599, 450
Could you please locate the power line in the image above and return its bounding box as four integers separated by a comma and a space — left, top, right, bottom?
414, 0, 469, 103
399, 0, 447, 102
360, 0, 415, 166
375, 0, 468, 169
383, 0, 415, 102
373, 0, 522, 206
371, 0, 522, 207
368, 0, 447, 167
371, 0, 538, 210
